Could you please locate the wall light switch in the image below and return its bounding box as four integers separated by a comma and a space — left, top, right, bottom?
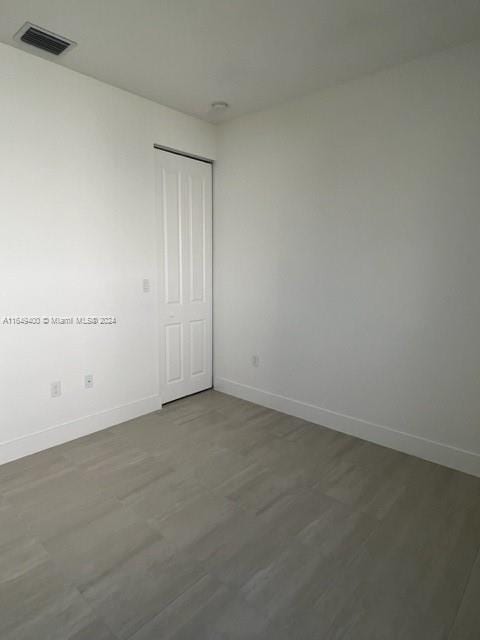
142, 278, 150, 293
251, 355, 260, 367
85, 374, 94, 389
51, 381, 61, 398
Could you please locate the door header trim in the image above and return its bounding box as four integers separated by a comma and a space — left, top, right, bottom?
154, 144, 214, 165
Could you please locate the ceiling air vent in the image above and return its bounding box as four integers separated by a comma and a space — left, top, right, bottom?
14, 22, 76, 56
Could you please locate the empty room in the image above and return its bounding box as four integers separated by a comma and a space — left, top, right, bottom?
1, 1, 480, 638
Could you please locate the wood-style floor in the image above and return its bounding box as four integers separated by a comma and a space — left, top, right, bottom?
0, 390, 479, 639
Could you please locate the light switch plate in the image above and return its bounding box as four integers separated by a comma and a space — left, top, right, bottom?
51, 381, 61, 398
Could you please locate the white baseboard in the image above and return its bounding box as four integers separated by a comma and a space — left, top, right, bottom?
214, 377, 480, 478
0, 395, 163, 466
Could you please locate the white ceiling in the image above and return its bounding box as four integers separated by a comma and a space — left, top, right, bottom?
1, 0, 480, 123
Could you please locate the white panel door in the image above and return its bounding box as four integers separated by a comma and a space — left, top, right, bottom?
156, 149, 212, 403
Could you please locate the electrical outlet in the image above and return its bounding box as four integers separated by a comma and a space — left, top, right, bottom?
142, 278, 150, 293
51, 381, 61, 398
85, 374, 94, 389
251, 354, 260, 367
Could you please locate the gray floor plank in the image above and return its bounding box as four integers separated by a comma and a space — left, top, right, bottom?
130, 573, 289, 640
43, 501, 162, 592
0, 536, 112, 640
82, 540, 207, 639
1, 389, 479, 640
449, 549, 480, 639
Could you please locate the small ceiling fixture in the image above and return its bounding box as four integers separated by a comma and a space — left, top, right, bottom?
210, 101, 230, 111
13, 22, 76, 56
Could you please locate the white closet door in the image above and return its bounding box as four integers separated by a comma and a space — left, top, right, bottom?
155, 149, 212, 403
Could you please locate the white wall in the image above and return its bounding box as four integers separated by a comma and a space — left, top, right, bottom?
0, 42, 215, 463
214, 40, 480, 476
2, 38, 480, 476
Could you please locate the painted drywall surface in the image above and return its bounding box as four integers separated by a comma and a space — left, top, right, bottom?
214, 40, 480, 472
0, 42, 215, 456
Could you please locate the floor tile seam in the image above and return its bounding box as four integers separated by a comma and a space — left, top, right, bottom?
124, 571, 239, 639
124, 569, 215, 640
445, 540, 480, 640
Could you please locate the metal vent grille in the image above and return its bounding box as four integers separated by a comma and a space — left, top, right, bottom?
14, 23, 76, 56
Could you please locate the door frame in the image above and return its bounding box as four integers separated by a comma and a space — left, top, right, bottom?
153, 144, 214, 406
